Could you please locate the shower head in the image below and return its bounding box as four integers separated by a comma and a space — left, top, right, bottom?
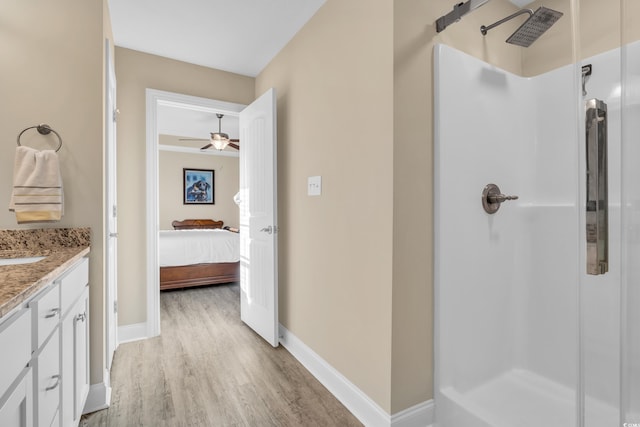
507, 7, 563, 47
481, 6, 563, 47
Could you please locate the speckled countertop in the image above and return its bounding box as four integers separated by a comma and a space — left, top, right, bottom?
0, 228, 91, 318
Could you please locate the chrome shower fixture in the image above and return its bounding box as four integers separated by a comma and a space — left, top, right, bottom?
436, 0, 490, 33
481, 6, 563, 47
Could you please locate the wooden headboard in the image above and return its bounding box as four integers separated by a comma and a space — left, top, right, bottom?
171, 219, 224, 230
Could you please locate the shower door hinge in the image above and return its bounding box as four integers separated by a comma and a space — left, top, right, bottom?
114, 301, 118, 314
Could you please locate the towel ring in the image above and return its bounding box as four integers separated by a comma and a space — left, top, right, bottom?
17, 124, 63, 152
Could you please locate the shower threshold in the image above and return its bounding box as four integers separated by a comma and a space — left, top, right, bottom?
440, 369, 617, 427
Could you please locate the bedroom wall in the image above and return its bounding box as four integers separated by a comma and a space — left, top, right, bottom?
158, 136, 240, 230
115, 48, 254, 326
0, 0, 109, 385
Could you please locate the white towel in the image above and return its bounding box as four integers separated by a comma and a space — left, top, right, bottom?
9, 146, 64, 223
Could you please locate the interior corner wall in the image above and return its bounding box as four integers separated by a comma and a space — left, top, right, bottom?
392, 0, 523, 413
158, 139, 239, 230
255, 0, 395, 412
115, 48, 255, 326
0, 1, 107, 384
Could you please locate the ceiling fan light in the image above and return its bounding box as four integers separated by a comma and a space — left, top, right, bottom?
211, 132, 230, 150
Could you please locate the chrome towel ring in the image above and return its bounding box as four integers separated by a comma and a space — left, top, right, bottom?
17, 124, 63, 152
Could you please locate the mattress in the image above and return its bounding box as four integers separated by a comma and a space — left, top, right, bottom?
159, 229, 240, 267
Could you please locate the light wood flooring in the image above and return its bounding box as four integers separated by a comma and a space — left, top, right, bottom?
84, 283, 362, 427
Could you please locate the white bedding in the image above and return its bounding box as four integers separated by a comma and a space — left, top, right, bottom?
159, 229, 240, 267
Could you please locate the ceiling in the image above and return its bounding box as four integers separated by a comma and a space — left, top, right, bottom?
108, 0, 326, 77
157, 105, 239, 141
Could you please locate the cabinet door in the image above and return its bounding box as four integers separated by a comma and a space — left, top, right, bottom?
60, 287, 89, 427
0, 369, 32, 427
73, 290, 89, 421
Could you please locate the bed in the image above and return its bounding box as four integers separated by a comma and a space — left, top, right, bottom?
159, 219, 240, 290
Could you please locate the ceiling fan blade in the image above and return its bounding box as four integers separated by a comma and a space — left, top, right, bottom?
228, 142, 240, 150
200, 143, 213, 150
229, 139, 239, 142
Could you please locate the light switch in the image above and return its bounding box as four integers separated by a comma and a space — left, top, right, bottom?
308, 176, 322, 196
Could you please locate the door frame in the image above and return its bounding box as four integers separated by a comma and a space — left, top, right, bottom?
145, 89, 246, 337
105, 38, 118, 369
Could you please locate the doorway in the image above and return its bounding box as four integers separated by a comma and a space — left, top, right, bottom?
145, 89, 246, 337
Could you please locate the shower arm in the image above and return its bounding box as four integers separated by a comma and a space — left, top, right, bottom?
481, 9, 533, 35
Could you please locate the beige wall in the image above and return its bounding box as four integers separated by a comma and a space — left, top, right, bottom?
257, 0, 395, 412
158, 137, 239, 230
0, 1, 109, 384
115, 47, 254, 326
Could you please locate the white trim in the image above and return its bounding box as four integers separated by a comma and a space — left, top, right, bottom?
390, 400, 435, 427
146, 89, 246, 339
83, 381, 111, 414
117, 322, 149, 344
158, 144, 239, 158
279, 325, 434, 427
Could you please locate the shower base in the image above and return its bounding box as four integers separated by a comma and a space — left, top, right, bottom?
438, 369, 617, 427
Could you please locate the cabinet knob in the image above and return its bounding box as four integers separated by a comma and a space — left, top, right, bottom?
44, 308, 60, 319
45, 374, 60, 391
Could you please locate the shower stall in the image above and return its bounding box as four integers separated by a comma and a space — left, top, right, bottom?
433, 1, 639, 426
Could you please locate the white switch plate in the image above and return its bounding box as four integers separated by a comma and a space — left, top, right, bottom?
308, 176, 322, 196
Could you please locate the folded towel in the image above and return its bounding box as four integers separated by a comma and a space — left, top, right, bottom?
9, 146, 64, 223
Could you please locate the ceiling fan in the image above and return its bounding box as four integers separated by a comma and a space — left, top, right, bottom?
179, 113, 239, 151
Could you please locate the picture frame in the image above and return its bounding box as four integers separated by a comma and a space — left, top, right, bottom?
183, 168, 214, 204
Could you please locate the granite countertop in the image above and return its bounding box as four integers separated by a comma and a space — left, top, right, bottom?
0, 228, 91, 318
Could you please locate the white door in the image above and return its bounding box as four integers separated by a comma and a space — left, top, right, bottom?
239, 88, 279, 347
105, 39, 118, 368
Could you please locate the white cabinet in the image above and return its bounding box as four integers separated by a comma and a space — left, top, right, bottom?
30, 282, 61, 427
60, 287, 89, 427
0, 256, 89, 427
0, 308, 33, 427
0, 370, 33, 427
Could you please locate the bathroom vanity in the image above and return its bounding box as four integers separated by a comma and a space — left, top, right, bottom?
0, 228, 90, 427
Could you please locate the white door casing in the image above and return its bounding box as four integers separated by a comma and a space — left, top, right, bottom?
239, 88, 279, 347
105, 38, 118, 369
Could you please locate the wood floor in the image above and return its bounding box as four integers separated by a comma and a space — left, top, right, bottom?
84, 283, 362, 427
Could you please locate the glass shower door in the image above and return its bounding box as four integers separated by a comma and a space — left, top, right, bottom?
620, 0, 640, 424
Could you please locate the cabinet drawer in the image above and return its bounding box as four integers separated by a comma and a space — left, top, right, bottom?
60, 258, 89, 314
0, 309, 31, 397
36, 329, 60, 427
29, 283, 60, 351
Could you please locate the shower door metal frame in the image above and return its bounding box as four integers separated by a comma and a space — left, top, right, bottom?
585, 98, 608, 275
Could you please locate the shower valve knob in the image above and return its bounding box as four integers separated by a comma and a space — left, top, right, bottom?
482, 183, 518, 214
488, 193, 519, 204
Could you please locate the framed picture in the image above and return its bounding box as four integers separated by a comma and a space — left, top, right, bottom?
183, 168, 214, 204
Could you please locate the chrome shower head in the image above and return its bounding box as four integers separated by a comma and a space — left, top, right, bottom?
507, 7, 563, 47
480, 6, 563, 47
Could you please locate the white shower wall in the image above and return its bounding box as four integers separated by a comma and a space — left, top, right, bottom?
435, 41, 628, 426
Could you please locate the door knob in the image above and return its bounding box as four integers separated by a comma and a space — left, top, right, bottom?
260, 226, 273, 234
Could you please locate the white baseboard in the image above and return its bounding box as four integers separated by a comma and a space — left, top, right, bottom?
391, 400, 435, 427
83, 381, 111, 414
118, 322, 148, 344
279, 325, 434, 427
